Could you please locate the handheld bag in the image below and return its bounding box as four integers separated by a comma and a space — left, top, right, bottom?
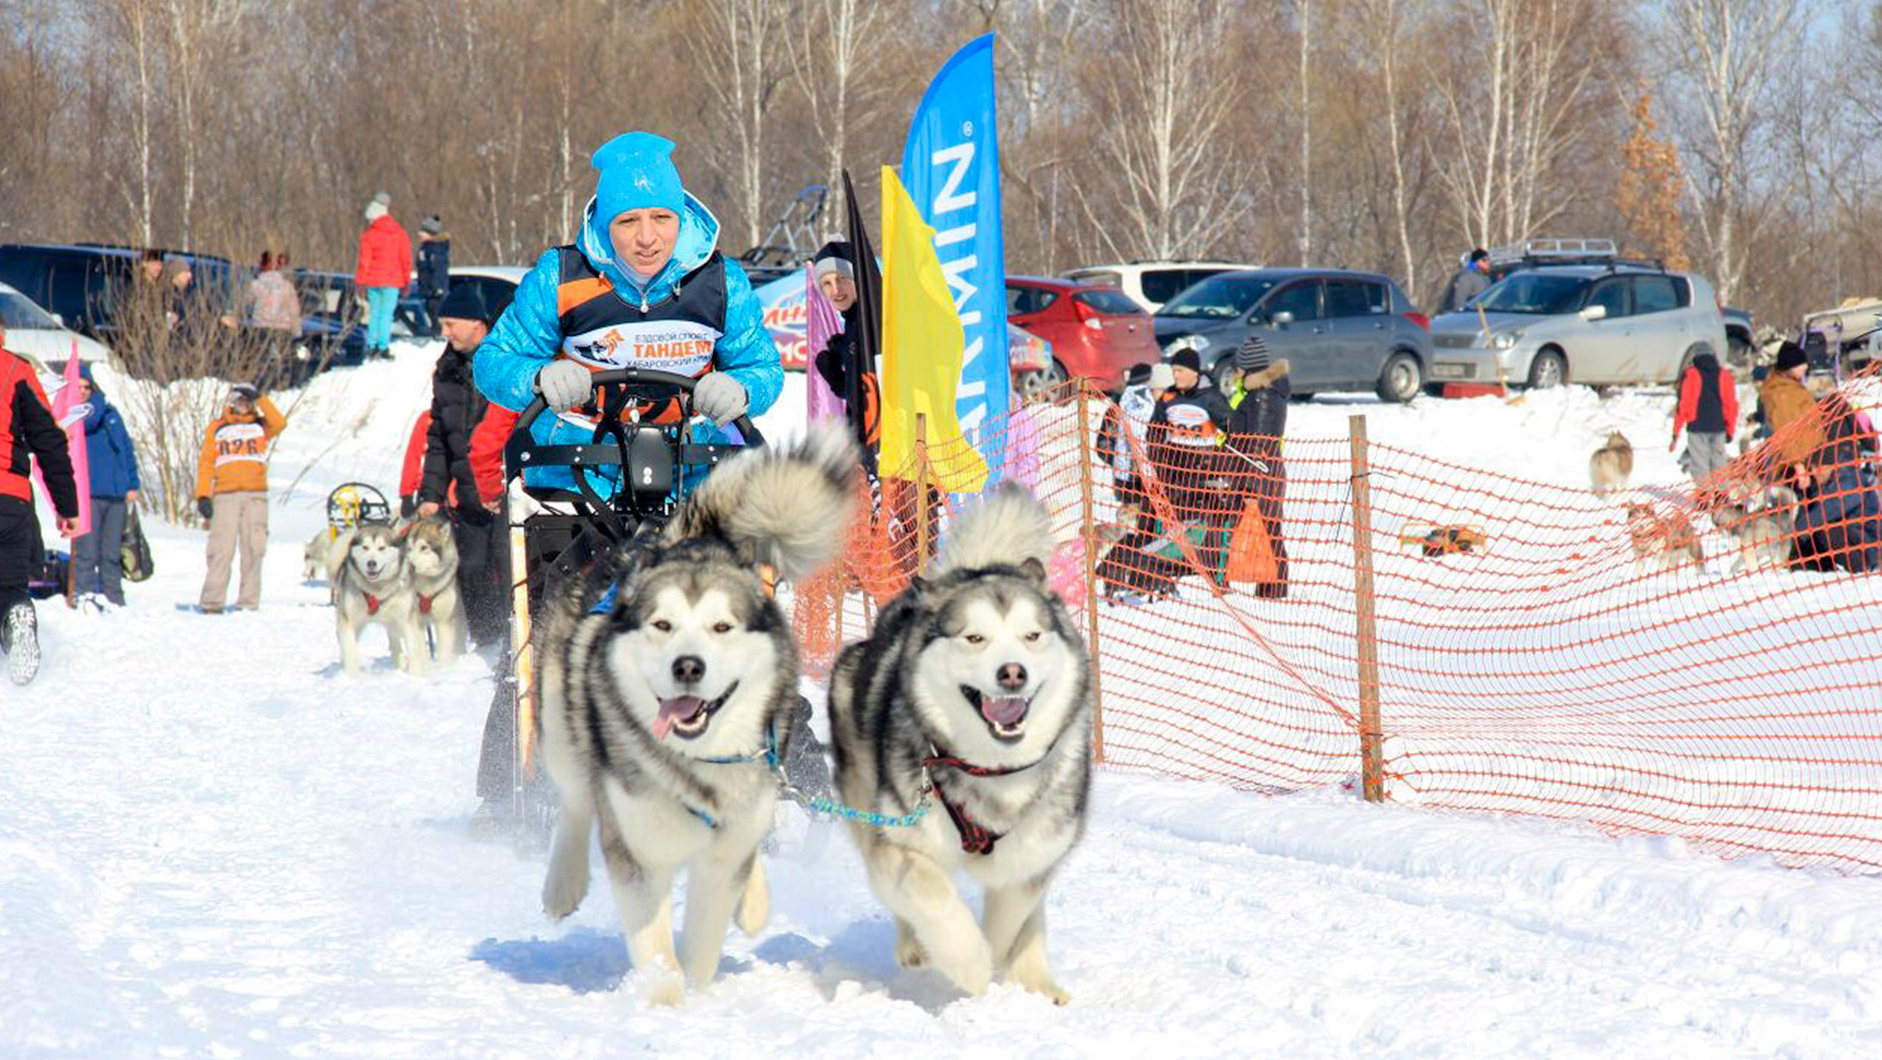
121, 508, 155, 583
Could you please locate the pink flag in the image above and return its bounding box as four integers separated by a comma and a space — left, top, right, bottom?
50, 341, 92, 537
804, 264, 845, 426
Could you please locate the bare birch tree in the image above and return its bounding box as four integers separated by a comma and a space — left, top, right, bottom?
786, 0, 892, 214
1077, 0, 1248, 260
1432, 0, 1605, 249
690, 0, 790, 249
1656, 0, 1810, 303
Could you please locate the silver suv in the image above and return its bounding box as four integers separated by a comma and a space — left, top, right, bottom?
1428, 266, 1727, 389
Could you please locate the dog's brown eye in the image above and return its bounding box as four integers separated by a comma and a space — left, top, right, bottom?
964, 633, 985, 644
652, 619, 673, 633
712, 622, 733, 634
1024, 631, 1042, 643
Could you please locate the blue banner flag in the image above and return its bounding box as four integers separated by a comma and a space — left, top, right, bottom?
899, 34, 1009, 446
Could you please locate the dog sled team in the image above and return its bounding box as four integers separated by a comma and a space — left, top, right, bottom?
294, 131, 1100, 1008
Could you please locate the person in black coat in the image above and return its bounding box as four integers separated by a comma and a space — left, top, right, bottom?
1225, 334, 1291, 598
809, 241, 880, 471
1, 329, 79, 685
416, 217, 451, 337
417, 281, 512, 647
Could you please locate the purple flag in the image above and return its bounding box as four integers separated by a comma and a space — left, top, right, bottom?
804, 263, 845, 426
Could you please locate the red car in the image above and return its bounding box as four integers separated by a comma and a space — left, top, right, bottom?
1006, 276, 1161, 392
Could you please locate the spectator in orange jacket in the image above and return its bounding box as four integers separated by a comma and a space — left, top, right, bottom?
355, 192, 412, 359
194, 383, 285, 613
1669, 344, 1738, 486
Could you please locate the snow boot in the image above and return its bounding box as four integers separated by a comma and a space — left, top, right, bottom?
4, 601, 40, 686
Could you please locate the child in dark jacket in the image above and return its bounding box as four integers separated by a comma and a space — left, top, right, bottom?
71, 365, 141, 606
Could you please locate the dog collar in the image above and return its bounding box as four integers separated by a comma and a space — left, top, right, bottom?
364, 591, 382, 616
417, 591, 436, 615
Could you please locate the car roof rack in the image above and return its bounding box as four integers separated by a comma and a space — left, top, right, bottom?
1487, 238, 1617, 263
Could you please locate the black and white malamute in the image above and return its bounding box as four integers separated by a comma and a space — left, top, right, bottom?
829, 485, 1093, 1004
535, 427, 856, 1006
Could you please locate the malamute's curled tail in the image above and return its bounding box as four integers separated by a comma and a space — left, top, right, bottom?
932, 481, 1055, 577
664, 423, 859, 580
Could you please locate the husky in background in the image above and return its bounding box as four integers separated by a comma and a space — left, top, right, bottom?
304, 529, 333, 582
330, 524, 424, 675
830, 484, 1094, 1004
1715, 485, 1797, 573
1625, 502, 1706, 575
1590, 432, 1635, 496
534, 427, 856, 1006
401, 516, 466, 663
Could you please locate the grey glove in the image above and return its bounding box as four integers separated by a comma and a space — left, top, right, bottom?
534, 361, 593, 413
693, 371, 749, 426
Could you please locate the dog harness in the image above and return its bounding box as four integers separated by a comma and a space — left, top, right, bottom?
922, 752, 1034, 856
364, 592, 383, 616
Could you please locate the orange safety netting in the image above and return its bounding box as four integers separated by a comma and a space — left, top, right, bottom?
794, 373, 1882, 874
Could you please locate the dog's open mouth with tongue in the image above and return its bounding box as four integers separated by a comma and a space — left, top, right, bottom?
960, 685, 1030, 743
653, 683, 738, 741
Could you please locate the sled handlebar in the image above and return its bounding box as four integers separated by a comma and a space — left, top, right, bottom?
510, 366, 764, 449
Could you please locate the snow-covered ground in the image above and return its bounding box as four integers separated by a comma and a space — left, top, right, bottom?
6, 347, 1882, 1058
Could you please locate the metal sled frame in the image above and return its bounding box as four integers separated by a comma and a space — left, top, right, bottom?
498, 368, 765, 843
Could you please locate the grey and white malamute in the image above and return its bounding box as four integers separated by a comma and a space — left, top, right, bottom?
331, 523, 424, 676
401, 516, 466, 664
830, 485, 1093, 1004
535, 427, 856, 1006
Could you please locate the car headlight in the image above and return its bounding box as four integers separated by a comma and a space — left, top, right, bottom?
1491, 331, 1522, 350
1168, 334, 1210, 355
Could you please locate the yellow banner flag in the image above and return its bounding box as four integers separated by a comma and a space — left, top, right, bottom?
879, 165, 990, 493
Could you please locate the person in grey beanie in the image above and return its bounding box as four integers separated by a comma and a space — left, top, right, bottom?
1225, 333, 1291, 597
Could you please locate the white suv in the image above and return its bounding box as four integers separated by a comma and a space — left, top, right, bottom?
1428, 266, 1728, 389
1063, 261, 1259, 314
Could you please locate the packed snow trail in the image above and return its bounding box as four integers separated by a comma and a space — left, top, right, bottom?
5, 534, 1882, 1059
5, 346, 1882, 1058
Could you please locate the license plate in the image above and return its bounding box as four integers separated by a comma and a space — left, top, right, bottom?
1431, 363, 1467, 379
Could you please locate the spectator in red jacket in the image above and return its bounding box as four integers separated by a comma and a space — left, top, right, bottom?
398, 411, 433, 518
355, 191, 412, 359
1669, 344, 1738, 488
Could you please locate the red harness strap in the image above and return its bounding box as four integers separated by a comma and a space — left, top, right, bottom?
417, 592, 435, 615
922, 753, 1026, 856
364, 592, 382, 616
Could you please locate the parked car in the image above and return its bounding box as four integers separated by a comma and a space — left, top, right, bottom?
1005, 276, 1160, 392
1062, 260, 1260, 314
1428, 265, 1727, 389
1152, 268, 1434, 403
0, 281, 112, 363
446, 265, 527, 312
0, 242, 241, 343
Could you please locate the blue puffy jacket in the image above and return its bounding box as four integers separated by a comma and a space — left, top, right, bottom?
474, 192, 781, 496
80, 384, 141, 500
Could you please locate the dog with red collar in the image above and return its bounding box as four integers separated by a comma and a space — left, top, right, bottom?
330, 522, 424, 677
829, 484, 1094, 1005
401, 516, 466, 665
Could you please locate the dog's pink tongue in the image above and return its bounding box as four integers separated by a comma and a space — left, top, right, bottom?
654, 697, 706, 741
981, 696, 1028, 727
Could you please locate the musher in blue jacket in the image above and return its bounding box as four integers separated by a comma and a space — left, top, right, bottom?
473, 131, 782, 497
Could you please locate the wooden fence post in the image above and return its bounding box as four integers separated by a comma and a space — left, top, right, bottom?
1348, 414, 1385, 803
1074, 383, 1106, 764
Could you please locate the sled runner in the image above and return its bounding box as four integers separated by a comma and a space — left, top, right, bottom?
498, 368, 766, 844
